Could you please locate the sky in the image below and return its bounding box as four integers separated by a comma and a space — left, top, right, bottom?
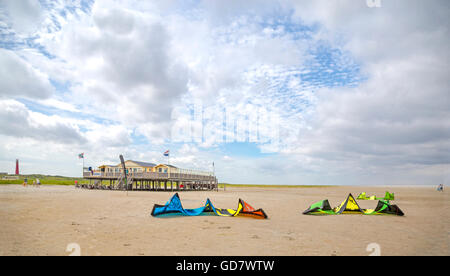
0, 0, 449, 185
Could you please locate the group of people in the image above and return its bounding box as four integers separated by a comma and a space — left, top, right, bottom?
22, 178, 41, 187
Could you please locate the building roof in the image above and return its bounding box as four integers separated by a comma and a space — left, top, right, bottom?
128, 160, 157, 167
99, 164, 116, 168
155, 164, 178, 168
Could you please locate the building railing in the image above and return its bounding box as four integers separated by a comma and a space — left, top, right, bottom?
83, 171, 216, 181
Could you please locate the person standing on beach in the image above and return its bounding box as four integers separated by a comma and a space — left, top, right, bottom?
23, 178, 28, 187
36, 178, 40, 187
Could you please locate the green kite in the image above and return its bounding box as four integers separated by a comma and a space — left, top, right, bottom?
303, 193, 404, 216
357, 191, 395, 201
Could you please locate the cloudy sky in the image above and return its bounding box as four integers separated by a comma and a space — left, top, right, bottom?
0, 0, 449, 185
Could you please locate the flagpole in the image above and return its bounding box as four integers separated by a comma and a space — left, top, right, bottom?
213, 161, 218, 192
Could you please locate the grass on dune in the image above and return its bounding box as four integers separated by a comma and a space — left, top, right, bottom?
0, 174, 84, 185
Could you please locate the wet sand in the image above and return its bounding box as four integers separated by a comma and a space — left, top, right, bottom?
0, 184, 448, 256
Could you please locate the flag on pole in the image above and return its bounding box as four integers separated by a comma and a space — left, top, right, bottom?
163, 150, 169, 157
78, 153, 84, 159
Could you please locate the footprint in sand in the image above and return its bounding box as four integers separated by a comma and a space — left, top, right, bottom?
218, 226, 231, 229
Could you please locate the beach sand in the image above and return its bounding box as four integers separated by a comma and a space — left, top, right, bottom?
0, 184, 448, 256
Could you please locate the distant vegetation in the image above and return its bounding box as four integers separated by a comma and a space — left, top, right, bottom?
0, 174, 84, 185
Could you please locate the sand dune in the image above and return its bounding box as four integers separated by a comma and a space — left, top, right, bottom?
0, 184, 448, 256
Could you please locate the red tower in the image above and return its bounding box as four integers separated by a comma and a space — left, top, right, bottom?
15, 159, 19, 175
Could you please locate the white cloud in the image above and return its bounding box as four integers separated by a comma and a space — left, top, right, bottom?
0, 99, 85, 144
37, 98, 79, 113
0, 0, 44, 34
41, 2, 189, 137
0, 49, 53, 99
273, 0, 450, 184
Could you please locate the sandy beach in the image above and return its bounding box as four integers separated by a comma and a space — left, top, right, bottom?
0, 184, 448, 256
